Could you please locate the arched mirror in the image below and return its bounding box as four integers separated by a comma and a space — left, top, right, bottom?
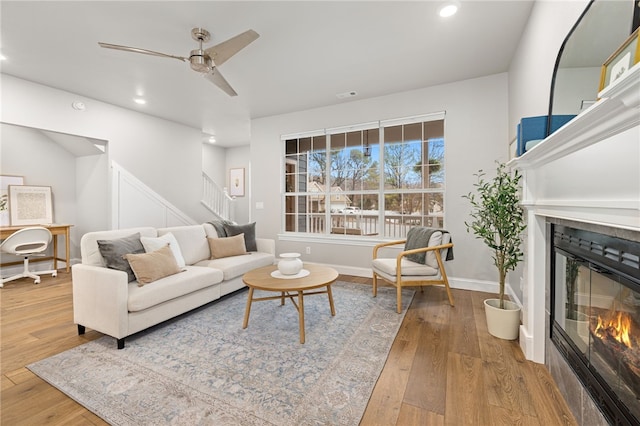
547, 0, 639, 137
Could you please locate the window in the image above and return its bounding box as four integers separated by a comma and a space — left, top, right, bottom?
283, 113, 445, 238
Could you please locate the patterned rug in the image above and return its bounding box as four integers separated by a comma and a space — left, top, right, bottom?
28, 282, 413, 425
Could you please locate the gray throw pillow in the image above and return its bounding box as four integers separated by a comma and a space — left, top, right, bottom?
209, 219, 236, 238
97, 233, 144, 282
223, 222, 257, 252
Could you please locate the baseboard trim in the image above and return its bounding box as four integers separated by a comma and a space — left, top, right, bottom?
316, 263, 513, 298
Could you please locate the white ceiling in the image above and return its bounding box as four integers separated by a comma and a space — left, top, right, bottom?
1, 1, 535, 147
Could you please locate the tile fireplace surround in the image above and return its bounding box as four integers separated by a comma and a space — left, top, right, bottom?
510, 64, 639, 424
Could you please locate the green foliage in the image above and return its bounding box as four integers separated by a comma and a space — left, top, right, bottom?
463, 162, 526, 309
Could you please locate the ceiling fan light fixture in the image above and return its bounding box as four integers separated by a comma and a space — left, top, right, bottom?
439, 1, 460, 18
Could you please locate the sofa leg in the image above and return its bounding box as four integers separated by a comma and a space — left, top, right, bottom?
117, 338, 125, 350
77, 325, 85, 335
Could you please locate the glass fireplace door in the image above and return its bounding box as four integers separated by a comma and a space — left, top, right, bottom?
553, 250, 640, 423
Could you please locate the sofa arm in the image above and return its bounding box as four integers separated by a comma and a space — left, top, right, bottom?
256, 238, 275, 255
72, 264, 130, 339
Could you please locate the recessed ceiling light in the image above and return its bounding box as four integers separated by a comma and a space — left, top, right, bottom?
336, 90, 358, 99
71, 101, 86, 111
208, 136, 216, 143
439, 1, 460, 18
133, 98, 146, 105
0, 54, 6, 61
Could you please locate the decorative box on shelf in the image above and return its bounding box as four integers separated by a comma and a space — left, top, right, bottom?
516, 115, 576, 156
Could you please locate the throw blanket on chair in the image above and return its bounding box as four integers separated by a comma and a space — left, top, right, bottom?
404, 227, 454, 265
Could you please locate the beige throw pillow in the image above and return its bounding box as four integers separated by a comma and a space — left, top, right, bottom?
125, 244, 182, 286
208, 234, 247, 259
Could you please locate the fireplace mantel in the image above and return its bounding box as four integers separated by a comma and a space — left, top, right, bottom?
510, 62, 639, 171
508, 63, 639, 365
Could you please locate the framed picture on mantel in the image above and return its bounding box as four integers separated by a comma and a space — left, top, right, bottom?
599, 27, 640, 92
229, 168, 245, 197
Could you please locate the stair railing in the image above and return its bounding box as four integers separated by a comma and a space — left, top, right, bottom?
201, 172, 235, 222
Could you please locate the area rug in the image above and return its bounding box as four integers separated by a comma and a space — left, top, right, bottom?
28, 282, 413, 425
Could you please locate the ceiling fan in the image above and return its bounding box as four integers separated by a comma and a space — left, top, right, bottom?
99, 27, 259, 96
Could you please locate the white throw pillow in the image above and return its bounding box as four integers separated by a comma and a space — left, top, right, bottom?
140, 232, 186, 269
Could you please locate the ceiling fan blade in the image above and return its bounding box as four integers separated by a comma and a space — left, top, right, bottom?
204, 29, 259, 66
98, 42, 187, 62
204, 68, 238, 96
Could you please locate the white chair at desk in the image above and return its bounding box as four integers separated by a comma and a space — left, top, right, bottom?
0, 226, 58, 287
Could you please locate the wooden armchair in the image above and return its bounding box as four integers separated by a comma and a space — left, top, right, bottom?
372, 229, 454, 313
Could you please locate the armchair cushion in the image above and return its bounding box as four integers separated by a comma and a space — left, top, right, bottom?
372, 258, 439, 277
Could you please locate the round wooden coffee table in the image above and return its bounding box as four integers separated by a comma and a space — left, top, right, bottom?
242, 264, 339, 343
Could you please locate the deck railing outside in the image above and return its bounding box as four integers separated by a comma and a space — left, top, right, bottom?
305, 212, 442, 238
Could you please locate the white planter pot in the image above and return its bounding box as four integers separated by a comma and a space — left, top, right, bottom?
484, 299, 521, 340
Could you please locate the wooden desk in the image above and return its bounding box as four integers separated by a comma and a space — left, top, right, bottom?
0, 224, 72, 272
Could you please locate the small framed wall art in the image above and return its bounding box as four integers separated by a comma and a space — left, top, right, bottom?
599, 27, 640, 92
229, 168, 245, 197
8, 185, 53, 226
0, 175, 24, 226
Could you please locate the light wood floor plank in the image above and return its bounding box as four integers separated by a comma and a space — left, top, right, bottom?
397, 402, 444, 426
444, 352, 492, 425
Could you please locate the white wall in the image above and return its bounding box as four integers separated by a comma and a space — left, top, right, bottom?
1, 74, 216, 235
0, 124, 79, 260
251, 73, 510, 285
225, 145, 251, 224
202, 143, 226, 186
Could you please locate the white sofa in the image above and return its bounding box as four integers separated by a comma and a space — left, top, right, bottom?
72, 223, 275, 349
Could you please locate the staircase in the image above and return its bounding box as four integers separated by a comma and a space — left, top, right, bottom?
201, 172, 235, 222
110, 163, 235, 228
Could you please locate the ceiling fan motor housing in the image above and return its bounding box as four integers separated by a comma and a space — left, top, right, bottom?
189, 49, 212, 73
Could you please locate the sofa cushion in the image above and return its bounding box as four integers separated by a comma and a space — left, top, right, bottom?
127, 266, 224, 312
157, 225, 209, 265
82, 227, 157, 267
208, 219, 236, 238
140, 232, 186, 269
195, 252, 275, 281
208, 234, 247, 259
96, 233, 144, 282
223, 222, 257, 251
125, 245, 182, 286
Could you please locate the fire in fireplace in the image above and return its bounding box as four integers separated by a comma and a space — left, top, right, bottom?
591, 307, 640, 396
551, 224, 640, 426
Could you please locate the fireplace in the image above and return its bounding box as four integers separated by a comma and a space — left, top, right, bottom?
551, 224, 640, 425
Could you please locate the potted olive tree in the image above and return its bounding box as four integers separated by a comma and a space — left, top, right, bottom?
463, 162, 527, 340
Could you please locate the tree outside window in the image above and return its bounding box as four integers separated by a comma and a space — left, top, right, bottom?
283, 114, 445, 238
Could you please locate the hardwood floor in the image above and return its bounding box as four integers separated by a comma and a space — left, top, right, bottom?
1, 272, 577, 425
